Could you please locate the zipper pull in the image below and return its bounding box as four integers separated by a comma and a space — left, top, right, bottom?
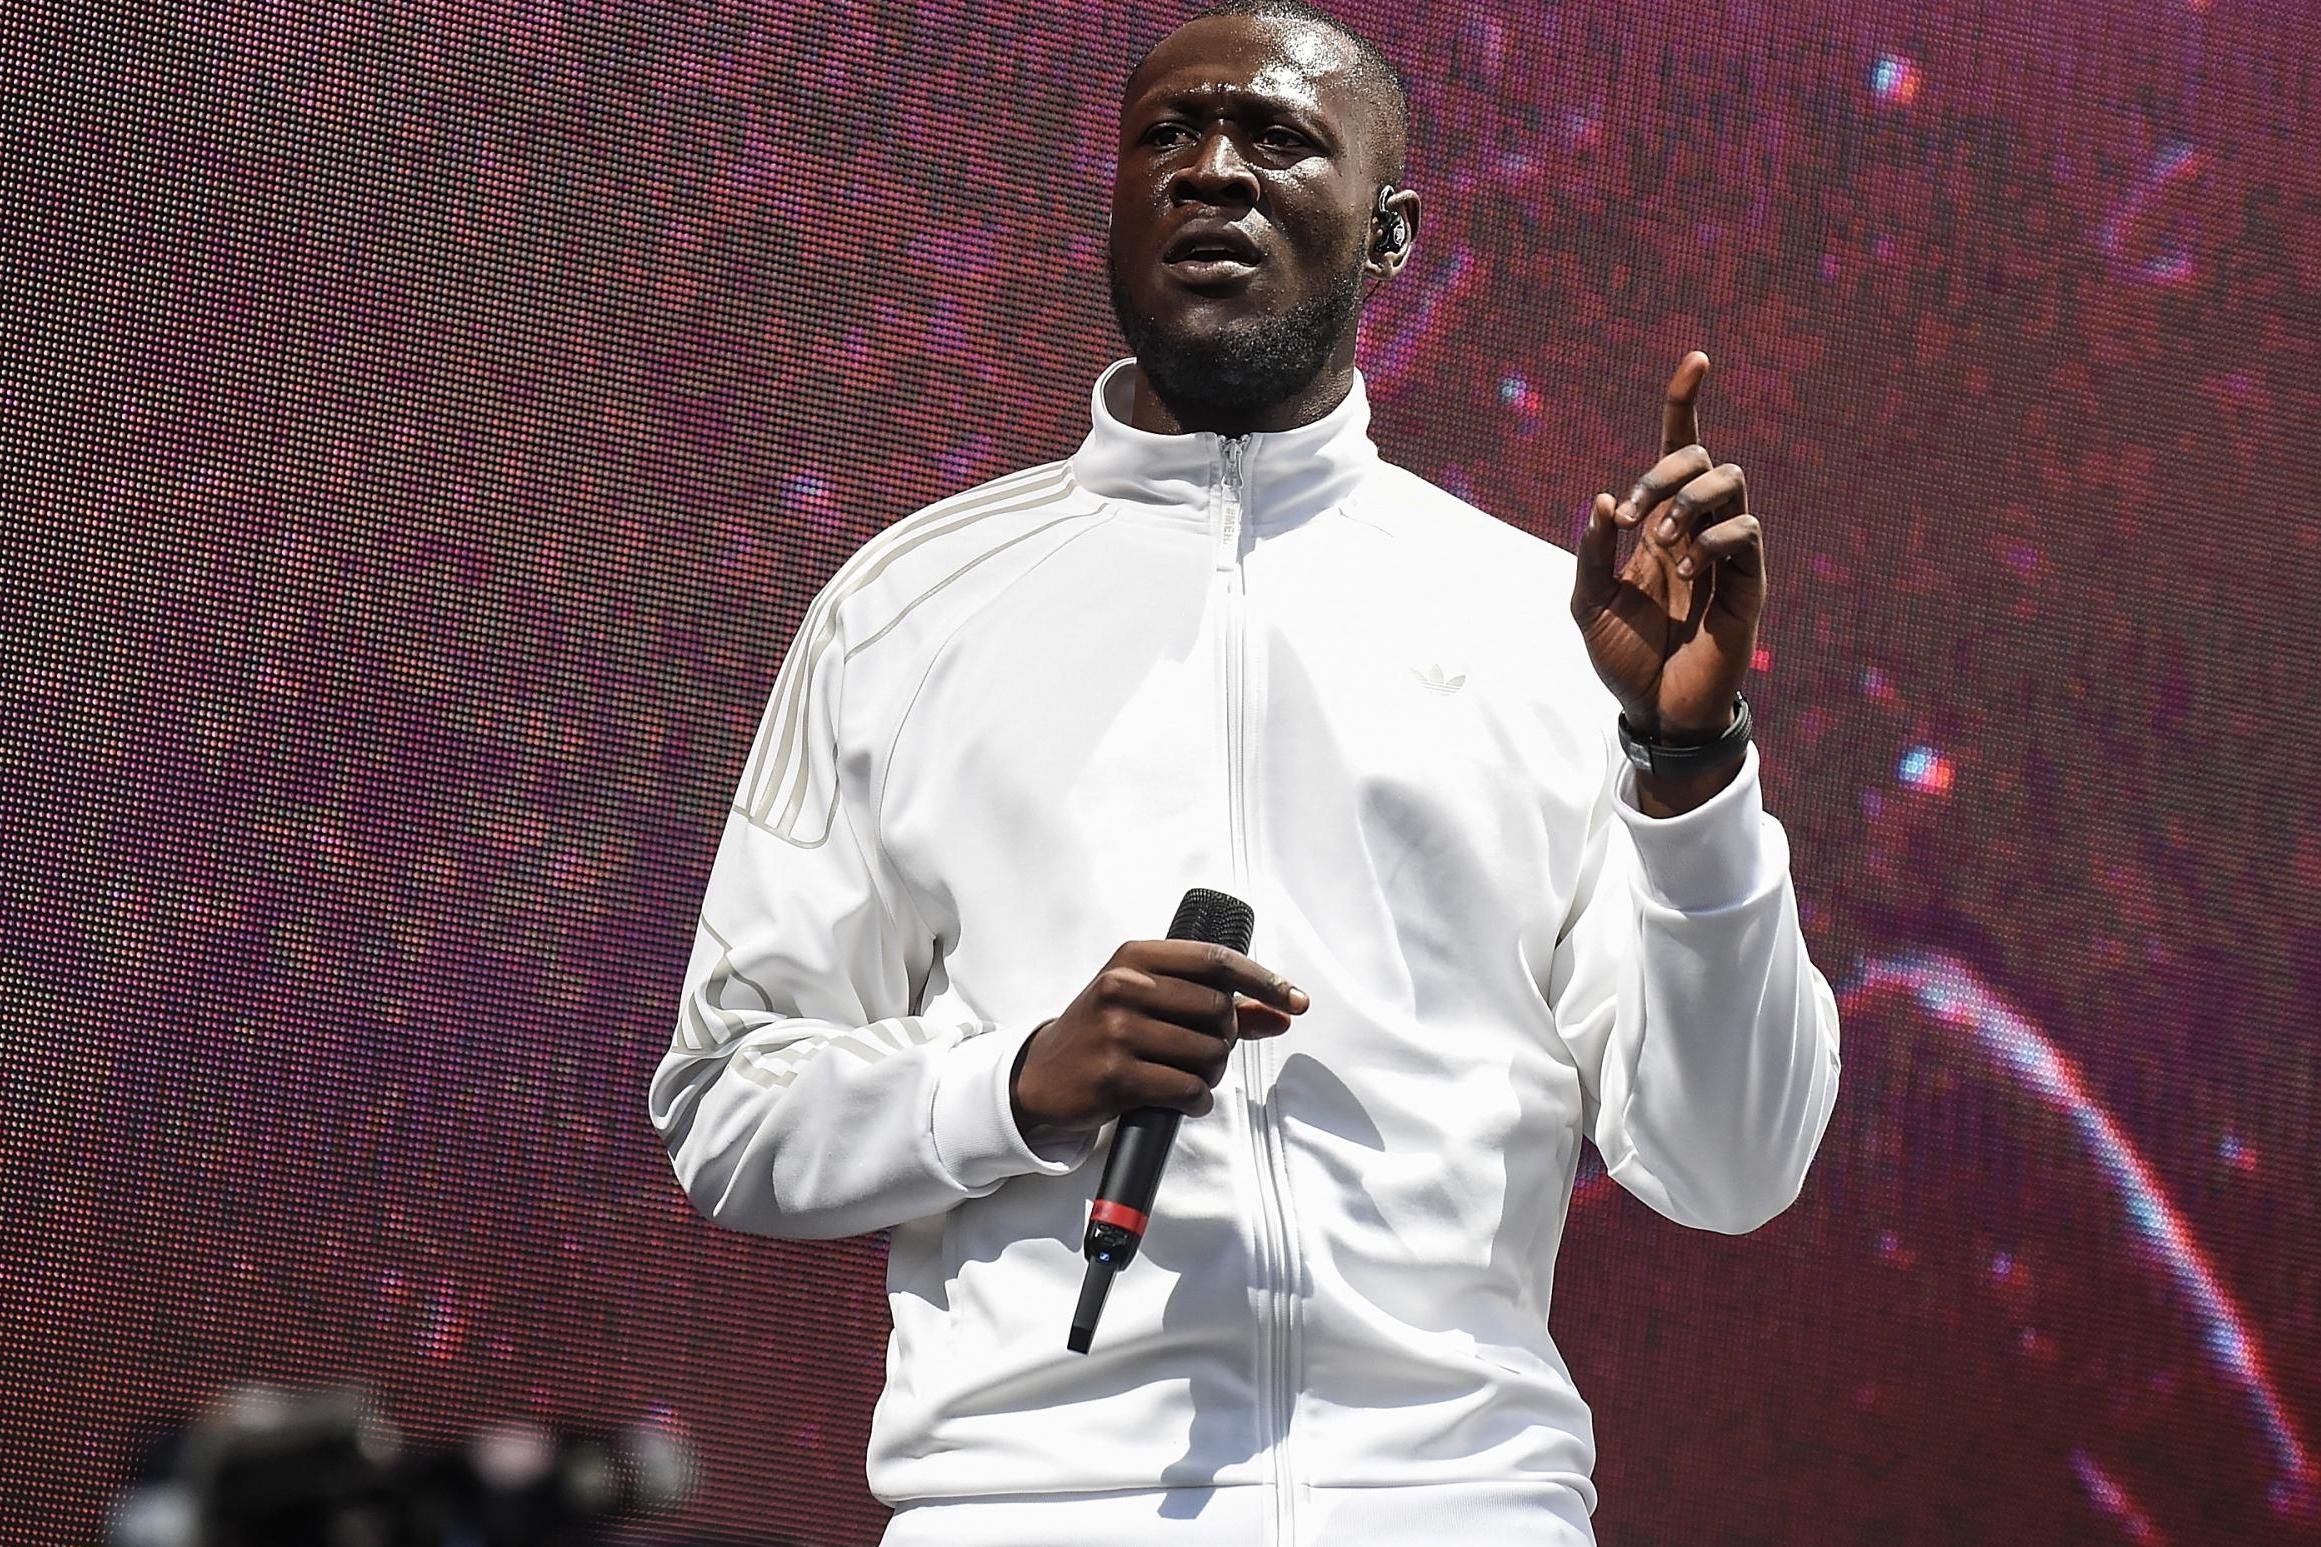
1217, 436, 1247, 568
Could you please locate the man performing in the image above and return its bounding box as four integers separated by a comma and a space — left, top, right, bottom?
650, 1, 1842, 1542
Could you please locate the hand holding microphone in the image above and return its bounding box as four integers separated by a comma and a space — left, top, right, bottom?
1008, 920, 1308, 1149
1004, 889, 1307, 1352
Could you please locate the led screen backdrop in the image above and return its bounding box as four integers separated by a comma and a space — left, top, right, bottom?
10, 0, 2319, 1542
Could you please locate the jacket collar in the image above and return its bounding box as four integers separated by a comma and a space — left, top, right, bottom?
1069, 356, 1381, 530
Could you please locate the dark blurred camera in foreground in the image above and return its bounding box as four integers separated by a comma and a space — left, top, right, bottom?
106, 1384, 698, 1547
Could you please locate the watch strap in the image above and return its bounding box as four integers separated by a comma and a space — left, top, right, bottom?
1617, 693, 1752, 778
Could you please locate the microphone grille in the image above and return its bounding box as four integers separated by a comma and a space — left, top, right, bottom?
1165, 887, 1255, 953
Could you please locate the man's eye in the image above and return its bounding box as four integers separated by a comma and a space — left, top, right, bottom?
1141, 124, 1308, 152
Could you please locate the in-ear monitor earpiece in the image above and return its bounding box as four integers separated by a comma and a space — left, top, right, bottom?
1375, 184, 1409, 256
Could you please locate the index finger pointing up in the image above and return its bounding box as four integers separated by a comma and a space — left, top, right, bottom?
1663, 350, 1711, 455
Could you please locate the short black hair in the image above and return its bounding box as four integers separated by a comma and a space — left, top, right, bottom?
1128, 0, 1411, 179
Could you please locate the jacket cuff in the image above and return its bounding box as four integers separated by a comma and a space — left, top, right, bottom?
1613, 741, 1775, 913
929, 1021, 1100, 1191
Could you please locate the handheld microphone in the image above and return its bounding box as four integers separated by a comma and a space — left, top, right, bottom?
1067, 885, 1255, 1355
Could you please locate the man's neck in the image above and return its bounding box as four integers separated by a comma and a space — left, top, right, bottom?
1126, 354, 1358, 437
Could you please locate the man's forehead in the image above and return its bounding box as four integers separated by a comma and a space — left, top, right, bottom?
1123, 15, 1366, 120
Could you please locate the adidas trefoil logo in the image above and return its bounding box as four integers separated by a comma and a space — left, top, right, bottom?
1412, 663, 1466, 695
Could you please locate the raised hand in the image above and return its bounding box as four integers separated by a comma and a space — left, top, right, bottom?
1570, 351, 1766, 811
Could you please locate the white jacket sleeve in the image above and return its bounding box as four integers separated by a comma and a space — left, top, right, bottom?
649, 594, 1098, 1241
1546, 737, 1842, 1234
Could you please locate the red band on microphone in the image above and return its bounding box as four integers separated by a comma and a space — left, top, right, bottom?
1089, 1199, 1149, 1237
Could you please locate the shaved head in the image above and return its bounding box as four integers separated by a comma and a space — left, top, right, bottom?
1126, 0, 1410, 182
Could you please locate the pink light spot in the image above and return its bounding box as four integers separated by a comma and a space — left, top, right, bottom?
1898, 745, 1955, 794
1870, 54, 1922, 105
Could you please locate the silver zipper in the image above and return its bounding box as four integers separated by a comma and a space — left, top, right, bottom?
1217, 435, 1298, 1547
1219, 437, 1246, 567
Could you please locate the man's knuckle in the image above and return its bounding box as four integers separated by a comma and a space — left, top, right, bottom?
1098, 1054, 1136, 1100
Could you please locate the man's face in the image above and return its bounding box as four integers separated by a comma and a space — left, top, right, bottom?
1106, 15, 1386, 427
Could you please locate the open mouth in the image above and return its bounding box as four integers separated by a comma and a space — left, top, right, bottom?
1164, 253, 1260, 284
1163, 225, 1263, 286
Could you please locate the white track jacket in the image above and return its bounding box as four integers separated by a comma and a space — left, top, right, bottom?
651, 358, 1843, 1545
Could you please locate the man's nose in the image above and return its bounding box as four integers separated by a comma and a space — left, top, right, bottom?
1169, 127, 1261, 208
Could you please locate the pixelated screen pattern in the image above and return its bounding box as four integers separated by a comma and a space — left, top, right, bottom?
9, 0, 2320, 1542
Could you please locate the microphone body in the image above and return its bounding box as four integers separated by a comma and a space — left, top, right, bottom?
1067, 886, 1254, 1354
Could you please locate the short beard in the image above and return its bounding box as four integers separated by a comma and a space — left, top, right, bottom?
1108, 247, 1366, 431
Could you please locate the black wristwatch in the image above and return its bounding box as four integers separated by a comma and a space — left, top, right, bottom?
1617, 693, 1752, 779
